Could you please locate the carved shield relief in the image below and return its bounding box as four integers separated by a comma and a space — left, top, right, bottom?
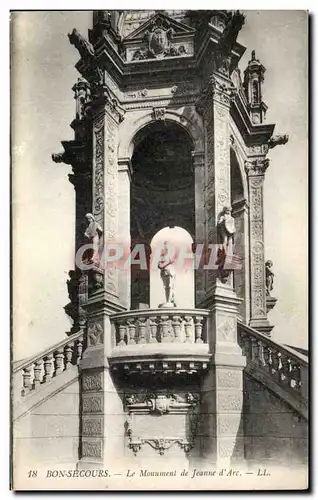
149, 28, 168, 57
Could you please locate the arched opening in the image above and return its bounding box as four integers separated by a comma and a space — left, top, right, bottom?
130, 121, 195, 309
230, 148, 248, 320
150, 226, 194, 309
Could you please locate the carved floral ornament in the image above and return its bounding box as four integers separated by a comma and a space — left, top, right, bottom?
125, 392, 198, 414
124, 392, 199, 456
196, 77, 237, 114
245, 158, 269, 176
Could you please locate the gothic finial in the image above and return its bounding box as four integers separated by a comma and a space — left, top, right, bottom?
251, 49, 256, 61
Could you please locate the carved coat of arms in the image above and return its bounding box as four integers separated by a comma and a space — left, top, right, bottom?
144, 19, 174, 59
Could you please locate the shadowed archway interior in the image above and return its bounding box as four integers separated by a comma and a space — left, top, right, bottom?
130, 121, 195, 309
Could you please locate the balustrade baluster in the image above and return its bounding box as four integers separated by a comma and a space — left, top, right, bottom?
291, 362, 301, 391
117, 321, 127, 346
21, 365, 33, 396
64, 342, 74, 369
257, 340, 266, 367
172, 315, 182, 342
184, 316, 193, 343
33, 359, 43, 389
281, 355, 291, 386
250, 337, 257, 362
44, 354, 54, 382
271, 350, 281, 383
263, 344, 271, 372
194, 316, 204, 344
149, 317, 158, 343
55, 348, 65, 375
244, 336, 251, 359
159, 315, 169, 342
138, 317, 147, 344
127, 320, 136, 345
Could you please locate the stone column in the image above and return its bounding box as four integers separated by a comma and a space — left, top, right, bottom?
245, 158, 272, 335
78, 97, 126, 469
118, 157, 132, 310
196, 75, 246, 466
232, 198, 250, 322
193, 150, 206, 307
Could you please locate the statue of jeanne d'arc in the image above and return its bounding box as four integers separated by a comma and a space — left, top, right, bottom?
157, 241, 176, 306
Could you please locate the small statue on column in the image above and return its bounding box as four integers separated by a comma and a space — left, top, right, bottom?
158, 241, 176, 307
217, 206, 236, 253
84, 213, 103, 265
216, 206, 236, 283
265, 260, 274, 296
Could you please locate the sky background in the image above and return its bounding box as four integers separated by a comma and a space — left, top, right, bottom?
11, 10, 308, 360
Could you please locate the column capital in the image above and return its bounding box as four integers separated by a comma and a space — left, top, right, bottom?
245, 157, 269, 177
196, 75, 236, 115
118, 156, 133, 181
191, 150, 205, 167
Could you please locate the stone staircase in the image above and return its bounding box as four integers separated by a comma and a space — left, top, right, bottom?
12, 321, 308, 466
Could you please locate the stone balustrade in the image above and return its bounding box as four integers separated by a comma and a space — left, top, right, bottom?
13, 330, 85, 397
238, 322, 308, 404
111, 309, 210, 347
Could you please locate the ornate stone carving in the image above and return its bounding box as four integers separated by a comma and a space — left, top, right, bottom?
78, 272, 88, 329
245, 158, 269, 176
93, 117, 105, 225
131, 16, 189, 61
125, 392, 198, 414
127, 89, 148, 99
81, 439, 102, 458
196, 77, 236, 114
82, 395, 103, 413
217, 369, 242, 389
217, 392, 243, 412
72, 77, 91, 120
68, 28, 95, 60
217, 317, 237, 342
125, 408, 199, 456
64, 270, 78, 323
268, 134, 289, 149
129, 438, 193, 456
82, 372, 103, 392
82, 417, 103, 436
153, 107, 166, 121
87, 319, 104, 346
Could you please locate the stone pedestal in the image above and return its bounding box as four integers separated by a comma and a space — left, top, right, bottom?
201, 283, 246, 466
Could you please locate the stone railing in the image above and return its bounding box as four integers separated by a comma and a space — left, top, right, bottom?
13, 330, 85, 397
238, 322, 308, 404
111, 309, 210, 347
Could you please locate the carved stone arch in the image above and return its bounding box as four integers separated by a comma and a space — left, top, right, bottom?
118, 109, 203, 160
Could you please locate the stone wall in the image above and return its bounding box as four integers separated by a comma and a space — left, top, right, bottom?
243, 374, 308, 466
13, 378, 80, 469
